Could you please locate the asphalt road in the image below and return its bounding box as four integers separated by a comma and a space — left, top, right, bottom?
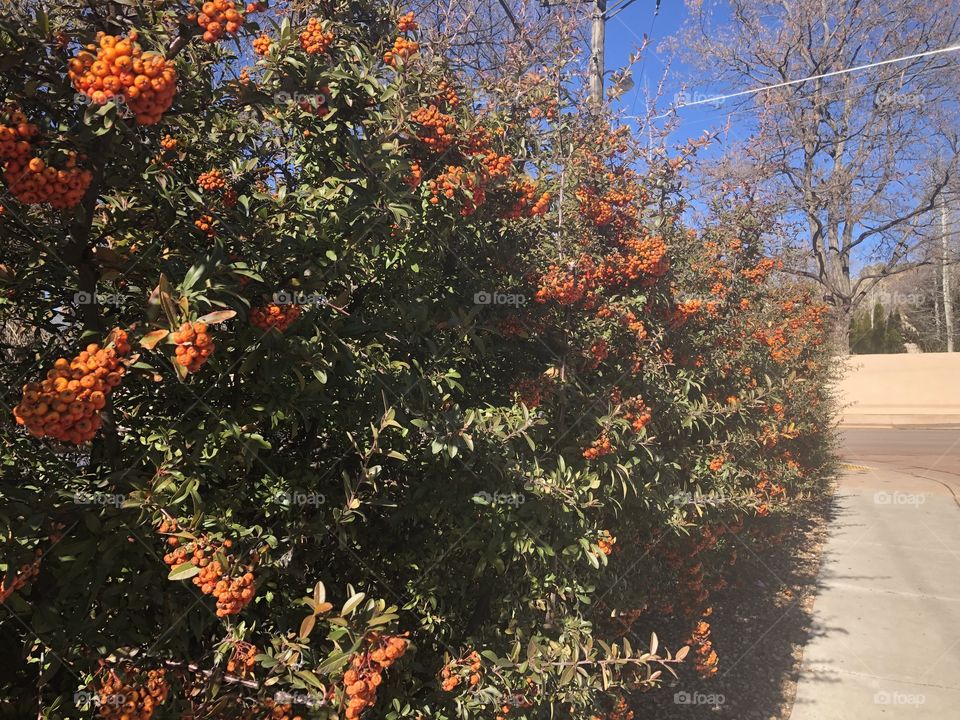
790, 427, 960, 720
841, 428, 960, 483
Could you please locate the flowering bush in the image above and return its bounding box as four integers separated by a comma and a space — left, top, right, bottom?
0, 2, 834, 719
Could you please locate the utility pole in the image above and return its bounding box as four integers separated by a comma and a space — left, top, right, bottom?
589, 0, 606, 106
942, 195, 954, 352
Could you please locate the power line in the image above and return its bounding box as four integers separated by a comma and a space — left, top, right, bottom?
626, 61, 944, 135
678, 42, 960, 107
606, 0, 657, 22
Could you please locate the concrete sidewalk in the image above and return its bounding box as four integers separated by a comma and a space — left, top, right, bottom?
790, 431, 960, 719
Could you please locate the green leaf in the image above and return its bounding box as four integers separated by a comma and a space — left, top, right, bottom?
295, 670, 324, 689
341, 592, 366, 616
167, 562, 200, 581
299, 614, 316, 640
196, 310, 237, 325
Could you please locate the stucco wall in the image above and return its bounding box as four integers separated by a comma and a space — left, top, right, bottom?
840, 353, 960, 426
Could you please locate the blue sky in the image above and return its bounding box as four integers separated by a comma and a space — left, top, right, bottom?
603, 1, 737, 148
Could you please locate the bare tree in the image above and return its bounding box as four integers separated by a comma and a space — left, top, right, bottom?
942, 192, 955, 351
673, 0, 960, 352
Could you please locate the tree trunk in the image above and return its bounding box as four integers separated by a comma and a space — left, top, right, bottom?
830, 304, 852, 355
942, 197, 954, 352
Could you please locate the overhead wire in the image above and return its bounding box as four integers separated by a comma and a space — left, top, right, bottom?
676, 42, 960, 107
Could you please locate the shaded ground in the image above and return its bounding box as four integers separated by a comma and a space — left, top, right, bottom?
638, 486, 835, 719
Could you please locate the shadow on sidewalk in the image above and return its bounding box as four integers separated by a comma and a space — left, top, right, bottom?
637, 486, 845, 719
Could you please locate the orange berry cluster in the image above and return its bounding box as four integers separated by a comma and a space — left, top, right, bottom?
299, 18, 334, 55
160, 134, 177, 150
511, 376, 553, 409
0, 109, 92, 208
708, 456, 725, 472
397, 11, 418, 32
595, 303, 647, 340
172, 321, 214, 373
752, 297, 826, 364
194, 214, 216, 238
197, 169, 227, 191
252, 34, 272, 55
440, 650, 481, 692
667, 297, 702, 328
755, 475, 786, 502
658, 523, 738, 618
586, 337, 609, 369
583, 432, 613, 460
227, 642, 257, 677
688, 612, 719, 676
741, 257, 778, 284
606, 696, 634, 720
597, 235, 669, 286
3, 151, 92, 209
529, 99, 558, 120
597, 530, 616, 556
262, 702, 302, 720
342, 633, 409, 719
192, 0, 246, 43
13, 329, 130, 444
622, 396, 652, 432
536, 237, 668, 307
504, 177, 551, 219
0, 550, 42, 604
0, 110, 38, 161
405, 160, 423, 189
69, 32, 177, 125
575, 181, 640, 229
161, 526, 256, 617
534, 264, 586, 306
383, 36, 418, 66
96, 667, 169, 720
479, 150, 513, 181
409, 105, 457, 153
250, 303, 302, 333
435, 79, 459, 108
426, 165, 485, 216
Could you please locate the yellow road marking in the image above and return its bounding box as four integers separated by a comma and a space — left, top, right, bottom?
839, 462, 875, 471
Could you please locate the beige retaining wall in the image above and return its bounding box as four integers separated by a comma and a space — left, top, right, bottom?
840, 352, 960, 426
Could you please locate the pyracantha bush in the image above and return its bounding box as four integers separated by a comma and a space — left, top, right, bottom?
0, 1, 834, 719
